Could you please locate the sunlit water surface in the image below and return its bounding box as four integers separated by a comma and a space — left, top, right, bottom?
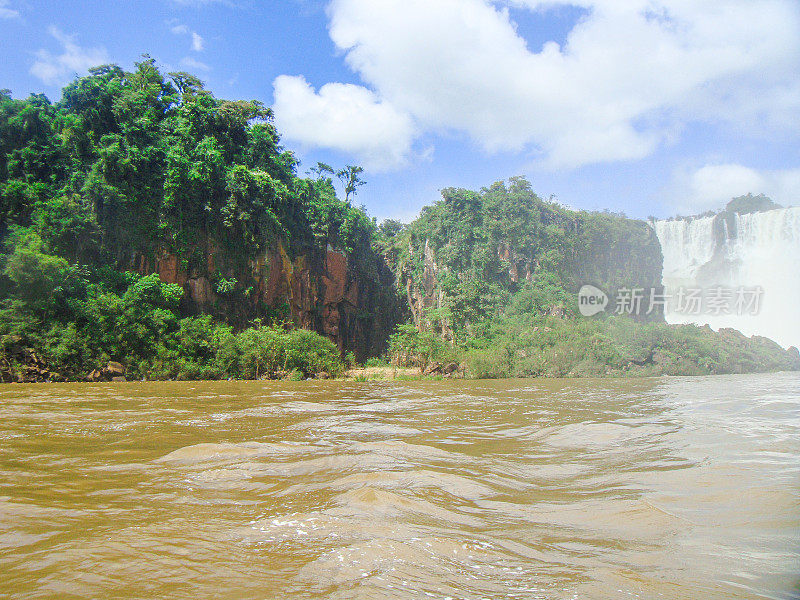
1, 374, 799, 599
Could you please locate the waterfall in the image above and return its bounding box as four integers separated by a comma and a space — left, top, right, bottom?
654, 215, 717, 286
653, 207, 800, 349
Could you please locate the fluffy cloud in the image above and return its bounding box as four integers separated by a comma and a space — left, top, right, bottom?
273, 0, 800, 170
0, 0, 19, 19
191, 32, 204, 52
169, 22, 205, 52
272, 75, 417, 171
667, 164, 800, 214
30, 27, 109, 85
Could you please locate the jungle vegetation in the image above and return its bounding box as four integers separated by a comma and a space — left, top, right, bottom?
0, 61, 796, 382
381, 179, 799, 378
0, 59, 381, 381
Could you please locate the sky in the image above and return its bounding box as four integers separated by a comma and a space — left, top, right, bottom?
1, 0, 799, 222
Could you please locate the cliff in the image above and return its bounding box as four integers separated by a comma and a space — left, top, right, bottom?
389, 178, 664, 339
137, 240, 401, 360
0, 61, 405, 363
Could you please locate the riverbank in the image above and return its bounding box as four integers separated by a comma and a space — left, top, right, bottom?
342, 366, 421, 381
2, 305, 798, 384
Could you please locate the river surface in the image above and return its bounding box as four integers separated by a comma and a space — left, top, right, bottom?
1, 374, 799, 599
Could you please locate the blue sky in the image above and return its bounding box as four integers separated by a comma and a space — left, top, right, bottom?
2, 0, 799, 222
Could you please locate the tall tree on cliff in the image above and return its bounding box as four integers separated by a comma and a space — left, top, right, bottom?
337, 165, 366, 203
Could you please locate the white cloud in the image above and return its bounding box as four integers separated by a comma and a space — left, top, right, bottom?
180, 56, 210, 71
191, 32, 204, 52
272, 75, 417, 171
273, 0, 800, 170
169, 21, 205, 52
0, 0, 20, 19
30, 27, 109, 85
667, 163, 800, 214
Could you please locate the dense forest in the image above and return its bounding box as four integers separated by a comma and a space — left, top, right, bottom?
387, 177, 663, 336
1, 61, 797, 382
0, 59, 401, 381
379, 180, 800, 378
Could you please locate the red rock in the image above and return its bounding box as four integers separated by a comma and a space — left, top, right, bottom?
156, 253, 188, 286
187, 277, 216, 306
323, 249, 348, 303
344, 280, 359, 306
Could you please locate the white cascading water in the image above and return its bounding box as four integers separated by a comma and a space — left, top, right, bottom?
653, 207, 800, 349
654, 215, 717, 287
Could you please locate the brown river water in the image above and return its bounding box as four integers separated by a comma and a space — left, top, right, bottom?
1, 374, 799, 599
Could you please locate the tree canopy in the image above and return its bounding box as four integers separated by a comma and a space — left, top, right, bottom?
0, 58, 391, 380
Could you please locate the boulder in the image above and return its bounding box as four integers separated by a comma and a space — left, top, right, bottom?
86, 362, 126, 382
442, 362, 459, 375
107, 361, 125, 376
424, 361, 443, 375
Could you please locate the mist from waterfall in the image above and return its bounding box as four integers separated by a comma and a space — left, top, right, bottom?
653, 207, 800, 349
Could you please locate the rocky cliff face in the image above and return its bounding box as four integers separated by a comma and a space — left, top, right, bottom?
134, 239, 404, 360
400, 237, 560, 336
403, 239, 454, 339
497, 242, 535, 283
394, 187, 665, 336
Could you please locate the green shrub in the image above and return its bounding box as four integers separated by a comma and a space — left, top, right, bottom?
388, 323, 458, 371
237, 326, 285, 379
283, 328, 343, 377
464, 346, 512, 379
365, 356, 389, 367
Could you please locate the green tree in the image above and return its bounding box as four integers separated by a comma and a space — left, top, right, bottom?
336, 165, 366, 202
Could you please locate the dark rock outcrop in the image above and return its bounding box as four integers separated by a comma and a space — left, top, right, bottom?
86, 362, 128, 382
135, 240, 405, 360
0, 340, 65, 383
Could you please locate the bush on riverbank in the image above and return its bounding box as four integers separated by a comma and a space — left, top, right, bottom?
386, 312, 800, 379
0, 262, 343, 382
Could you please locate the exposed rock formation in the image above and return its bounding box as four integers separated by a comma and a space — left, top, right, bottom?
404, 240, 453, 339
497, 242, 534, 283
86, 361, 127, 382
134, 240, 404, 360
